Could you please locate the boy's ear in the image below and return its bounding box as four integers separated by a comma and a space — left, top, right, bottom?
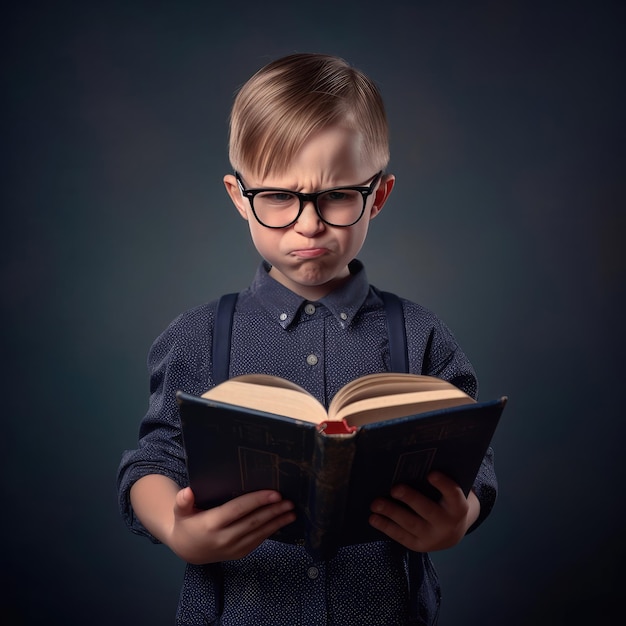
223, 174, 249, 221
369, 173, 395, 219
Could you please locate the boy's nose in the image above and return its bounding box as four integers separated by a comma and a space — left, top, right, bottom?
294, 201, 324, 236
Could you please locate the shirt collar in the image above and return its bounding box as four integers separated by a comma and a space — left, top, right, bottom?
250, 260, 370, 329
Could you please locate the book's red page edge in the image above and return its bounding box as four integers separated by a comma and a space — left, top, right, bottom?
318, 419, 358, 435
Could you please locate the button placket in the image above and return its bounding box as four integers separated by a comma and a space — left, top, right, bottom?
301, 561, 327, 624
307, 566, 319, 579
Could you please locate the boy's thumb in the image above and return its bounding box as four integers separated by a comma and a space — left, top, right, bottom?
175, 486, 195, 513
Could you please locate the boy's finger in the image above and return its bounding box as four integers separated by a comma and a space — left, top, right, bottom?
217, 490, 288, 525
427, 472, 466, 508
389, 485, 438, 519
174, 486, 196, 516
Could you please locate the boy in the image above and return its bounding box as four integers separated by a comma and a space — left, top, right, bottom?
118, 52, 497, 625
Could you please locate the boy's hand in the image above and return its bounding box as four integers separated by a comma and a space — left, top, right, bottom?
369, 472, 479, 552
167, 487, 296, 565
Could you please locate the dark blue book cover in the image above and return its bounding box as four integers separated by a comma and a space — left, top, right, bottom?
177, 387, 506, 560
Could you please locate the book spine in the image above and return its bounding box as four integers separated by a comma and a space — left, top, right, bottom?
306, 431, 356, 560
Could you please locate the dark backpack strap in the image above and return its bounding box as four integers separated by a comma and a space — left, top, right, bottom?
380, 291, 409, 374
212, 292, 239, 386
208, 292, 238, 616
381, 291, 431, 623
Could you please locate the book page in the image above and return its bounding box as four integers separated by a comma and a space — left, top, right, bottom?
202, 375, 327, 424
329, 373, 470, 418
333, 389, 475, 426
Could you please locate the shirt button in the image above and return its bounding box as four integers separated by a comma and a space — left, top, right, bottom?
306, 354, 318, 366
307, 566, 319, 579
279, 313, 288, 321
340, 312, 348, 320
304, 303, 316, 315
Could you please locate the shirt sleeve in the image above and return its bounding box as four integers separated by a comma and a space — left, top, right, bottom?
116, 303, 216, 542
403, 300, 498, 532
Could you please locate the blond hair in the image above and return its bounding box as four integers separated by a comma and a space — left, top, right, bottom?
228, 53, 389, 179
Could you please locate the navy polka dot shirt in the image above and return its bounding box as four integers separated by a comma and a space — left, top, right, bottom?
118, 260, 497, 625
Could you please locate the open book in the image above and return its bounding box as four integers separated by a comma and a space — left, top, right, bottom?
177, 372, 506, 559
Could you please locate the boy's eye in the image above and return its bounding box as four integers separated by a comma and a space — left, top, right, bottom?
323, 190, 359, 203
259, 192, 296, 205
327, 191, 348, 202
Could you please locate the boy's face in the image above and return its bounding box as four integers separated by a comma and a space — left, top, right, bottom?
224, 125, 394, 300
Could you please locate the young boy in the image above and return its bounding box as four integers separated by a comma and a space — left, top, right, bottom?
118, 52, 497, 625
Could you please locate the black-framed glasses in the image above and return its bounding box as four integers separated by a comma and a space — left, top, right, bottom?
235, 171, 383, 228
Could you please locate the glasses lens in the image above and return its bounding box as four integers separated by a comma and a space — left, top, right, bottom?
317, 189, 364, 226
253, 191, 300, 227
251, 187, 367, 227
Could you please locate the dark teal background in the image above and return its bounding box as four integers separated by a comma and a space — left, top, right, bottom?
2, 1, 624, 624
